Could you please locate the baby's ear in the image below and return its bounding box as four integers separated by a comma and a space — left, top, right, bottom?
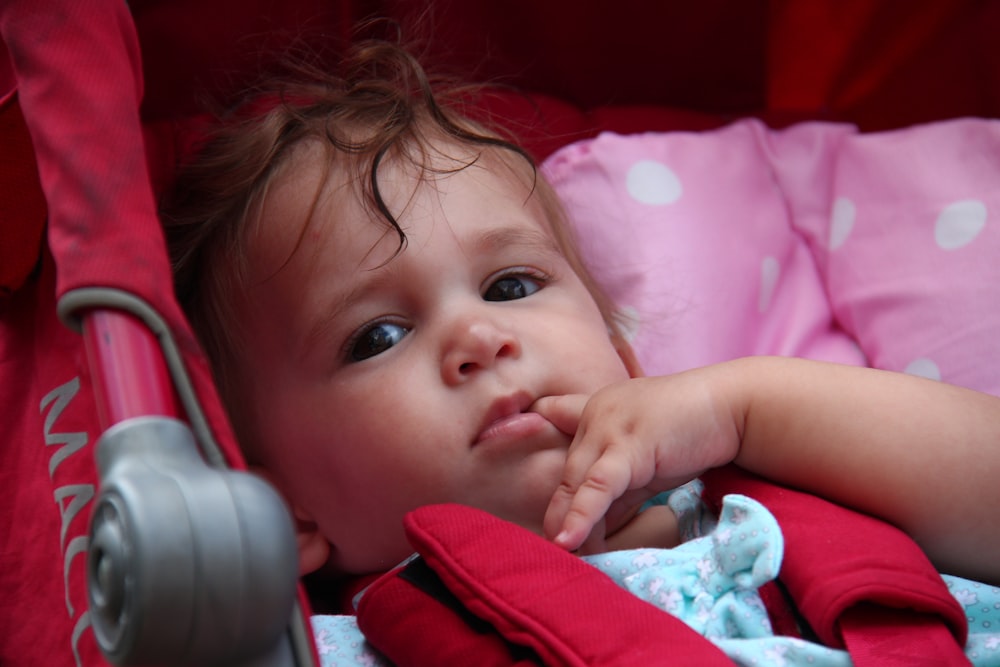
613, 335, 644, 378
291, 507, 332, 576
251, 466, 330, 575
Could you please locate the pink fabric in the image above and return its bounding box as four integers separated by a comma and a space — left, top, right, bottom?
543, 118, 1000, 397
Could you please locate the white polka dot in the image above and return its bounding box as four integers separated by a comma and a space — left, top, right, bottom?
934, 199, 987, 250
616, 305, 641, 342
829, 197, 856, 250
758, 256, 780, 313
904, 357, 941, 381
625, 160, 682, 205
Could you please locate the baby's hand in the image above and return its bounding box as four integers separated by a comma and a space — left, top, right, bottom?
534, 370, 742, 552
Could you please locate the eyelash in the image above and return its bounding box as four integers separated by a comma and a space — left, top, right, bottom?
341, 316, 410, 363
483, 267, 551, 296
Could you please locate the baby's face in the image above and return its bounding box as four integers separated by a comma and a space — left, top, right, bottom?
231, 141, 632, 575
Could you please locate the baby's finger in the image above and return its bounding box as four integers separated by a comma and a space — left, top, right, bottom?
575, 516, 609, 556
531, 394, 587, 436
546, 454, 631, 551
542, 420, 599, 541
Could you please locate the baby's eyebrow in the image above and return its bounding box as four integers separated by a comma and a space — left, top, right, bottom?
299, 268, 398, 362
474, 226, 562, 257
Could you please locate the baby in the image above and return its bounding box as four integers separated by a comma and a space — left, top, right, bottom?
162, 40, 1000, 591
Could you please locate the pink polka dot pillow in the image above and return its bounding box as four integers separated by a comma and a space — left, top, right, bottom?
542, 118, 1000, 396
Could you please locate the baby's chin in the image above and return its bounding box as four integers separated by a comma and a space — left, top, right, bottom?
494, 456, 565, 531
480, 483, 562, 541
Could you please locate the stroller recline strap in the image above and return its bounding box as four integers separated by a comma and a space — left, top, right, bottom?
702, 465, 969, 665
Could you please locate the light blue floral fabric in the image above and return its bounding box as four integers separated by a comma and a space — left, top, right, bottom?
312, 491, 1000, 666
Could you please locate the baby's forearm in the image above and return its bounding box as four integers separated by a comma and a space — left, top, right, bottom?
724, 356, 1000, 584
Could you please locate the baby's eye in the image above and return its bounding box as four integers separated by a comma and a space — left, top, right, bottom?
349, 322, 409, 362
483, 273, 544, 302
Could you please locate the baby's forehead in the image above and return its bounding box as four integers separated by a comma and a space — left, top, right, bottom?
266, 133, 537, 217
249, 133, 554, 273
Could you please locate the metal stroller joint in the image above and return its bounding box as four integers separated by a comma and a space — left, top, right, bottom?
87, 416, 300, 666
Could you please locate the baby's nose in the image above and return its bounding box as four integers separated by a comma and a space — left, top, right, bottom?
441, 317, 520, 384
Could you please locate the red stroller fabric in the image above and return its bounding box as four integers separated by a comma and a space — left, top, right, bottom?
358, 504, 735, 667
0, 2, 311, 665
358, 476, 969, 666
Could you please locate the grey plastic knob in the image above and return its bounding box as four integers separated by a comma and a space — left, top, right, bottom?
87, 417, 299, 666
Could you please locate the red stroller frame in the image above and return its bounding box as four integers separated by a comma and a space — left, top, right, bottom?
3, 1, 998, 666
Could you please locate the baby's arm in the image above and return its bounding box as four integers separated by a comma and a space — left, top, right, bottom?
536, 356, 1000, 585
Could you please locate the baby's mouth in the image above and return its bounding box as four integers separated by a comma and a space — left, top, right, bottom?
474, 392, 546, 447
